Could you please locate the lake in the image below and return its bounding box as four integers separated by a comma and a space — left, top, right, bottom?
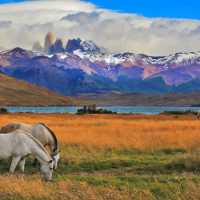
4, 106, 200, 114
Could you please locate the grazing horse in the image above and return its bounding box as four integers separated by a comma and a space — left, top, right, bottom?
0, 122, 60, 169
0, 130, 54, 181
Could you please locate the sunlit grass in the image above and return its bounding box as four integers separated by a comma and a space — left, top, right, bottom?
0, 113, 199, 199
1, 113, 200, 150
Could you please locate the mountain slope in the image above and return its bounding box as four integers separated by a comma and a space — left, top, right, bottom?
1, 72, 200, 107
77, 92, 200, 106
0, 73, 74, 106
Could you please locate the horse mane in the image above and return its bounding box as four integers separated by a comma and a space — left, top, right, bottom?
38, 123, 59, 153
21, 131, 51, 161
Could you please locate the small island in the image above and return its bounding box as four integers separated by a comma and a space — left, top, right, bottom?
77, 105, 117, 114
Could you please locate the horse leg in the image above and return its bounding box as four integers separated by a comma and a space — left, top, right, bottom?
9, 156, 21, 173
19, 158, 26, 172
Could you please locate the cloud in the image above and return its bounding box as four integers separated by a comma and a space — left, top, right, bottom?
0, 20, 12, 28
0, 0, 200, 55
61, 11, 100, 24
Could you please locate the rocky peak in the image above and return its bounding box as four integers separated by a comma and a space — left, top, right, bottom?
32, 41, 43, 52
49, 38, 65, 54
65, 38, 102, 54
4, 47, 32, 58
44, 32, 56, 53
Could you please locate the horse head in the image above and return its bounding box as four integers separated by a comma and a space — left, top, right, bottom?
40, 159, 54, 181
52, 151, 60, 170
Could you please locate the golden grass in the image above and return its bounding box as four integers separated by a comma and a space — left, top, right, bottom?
0, 174, 157, 200
0, 113, 199, 150
0, 175, 53, 199
0, 113, 199, 199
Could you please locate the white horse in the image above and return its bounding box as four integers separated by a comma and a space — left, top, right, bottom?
0, 122, 60, 169
0, 130, 54, 181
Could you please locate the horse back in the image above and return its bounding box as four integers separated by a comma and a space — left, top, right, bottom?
32, 124, 49, 146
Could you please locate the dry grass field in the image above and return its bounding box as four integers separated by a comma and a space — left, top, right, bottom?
0, 113, 200, 199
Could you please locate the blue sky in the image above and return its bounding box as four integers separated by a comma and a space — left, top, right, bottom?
0, 0, 199, 20
86, 0, 200, 20
0, 0, 24, 3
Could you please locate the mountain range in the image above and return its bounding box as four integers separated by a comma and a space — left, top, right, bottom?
1, 35, 200, 96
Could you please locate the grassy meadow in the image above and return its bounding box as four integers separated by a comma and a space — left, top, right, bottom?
0, 113, 200, 199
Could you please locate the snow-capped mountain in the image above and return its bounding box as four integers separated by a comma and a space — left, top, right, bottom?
74, 49, 200, 66
1, 38, 200, 95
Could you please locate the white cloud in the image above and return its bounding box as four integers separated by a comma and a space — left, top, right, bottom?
0, 0, 200, 55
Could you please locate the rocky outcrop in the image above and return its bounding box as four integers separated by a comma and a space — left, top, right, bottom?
35, 33, 103, 55
44, 32, 56, 53
65, 38, 82, 53
49, 38, 64, 54
32, 41, 43, 52
65, 38, 102, 54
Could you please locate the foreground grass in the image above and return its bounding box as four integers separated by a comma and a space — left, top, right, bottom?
0, 145, 200, 200
0, 114, 199, 199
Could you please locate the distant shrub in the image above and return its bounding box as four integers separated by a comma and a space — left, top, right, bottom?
161, 110, 198, 115
77, 105, 117, 115
0, 107, 8, 114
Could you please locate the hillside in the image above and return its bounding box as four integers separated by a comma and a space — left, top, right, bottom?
1, 72, 200, 107
77, 92, 200, 106
0, 73, 75, 106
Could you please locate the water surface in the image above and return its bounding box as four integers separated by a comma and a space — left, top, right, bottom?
5, 106, 200, 114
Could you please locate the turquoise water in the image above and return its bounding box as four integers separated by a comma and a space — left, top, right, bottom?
5, 106, 200, 114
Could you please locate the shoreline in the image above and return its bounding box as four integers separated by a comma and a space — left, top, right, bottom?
2, 104, 200, 107
1, 105, 200, 115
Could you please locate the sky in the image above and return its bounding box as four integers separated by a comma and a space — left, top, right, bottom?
0, 0, 199, 55
86, 0, 200, 20
1, 0, 200, 20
